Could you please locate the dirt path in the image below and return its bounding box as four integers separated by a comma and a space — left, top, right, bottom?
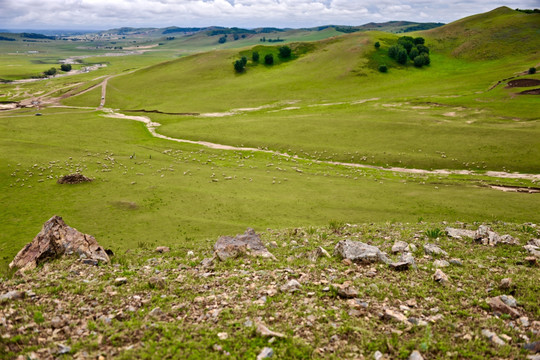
102, 111, 540, 182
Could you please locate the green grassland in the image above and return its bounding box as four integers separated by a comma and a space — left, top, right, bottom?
1, 6, 540, 275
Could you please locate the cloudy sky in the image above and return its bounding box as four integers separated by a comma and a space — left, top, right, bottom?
0, 0, 538, 30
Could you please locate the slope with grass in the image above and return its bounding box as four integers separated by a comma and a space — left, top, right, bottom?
65, 11, 540, 173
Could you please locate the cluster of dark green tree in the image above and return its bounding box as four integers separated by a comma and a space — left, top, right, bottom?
260, 37, 284, 43
233, 46, 292, 73
386, 36, 430, 68
43, 64, 72, 76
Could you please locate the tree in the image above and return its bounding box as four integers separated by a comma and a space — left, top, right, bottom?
218, 36, 227, 44
252, 51, 259, 62
378, 65, 387, 73
413, 55, 425, 67
413, 37, 425, 45
60, 64, 72, 72
409, 47, 419, 60
278, 45, 291, 58
529, 67, 537, 74
417, 44, 429, 54
374, 41, 380, 49
422, 53, 430, 65
264, 54, 274, 65
397, 48, 408, 65
233, 34, 239, 40
388, 44, 401, 59
241, 56, 247, 66
234, 60, 245, 73
44, 67, 57, 76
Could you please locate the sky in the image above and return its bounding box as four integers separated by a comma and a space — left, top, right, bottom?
0, 0, 538, 30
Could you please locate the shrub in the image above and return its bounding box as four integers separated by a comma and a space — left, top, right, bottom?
44, 67, 57, 76
425, 228, 444, 239
409, 47, 419, 60
240, 56, 247, 66
278, 45, 292, 58
388, 44, 401, 59
413, 37, 425, 45
413, 55, 425, 67
233, 60, 245, 73
378, 65, 388, 73
529, 67, 537, 74
374, 41, 380, 49
218, 36, 227, 44
417, 44, 429, 54
397, 48, 408, 65
252, 51, 259, 62
264, 54, 274, 65
60, 64, 72, 72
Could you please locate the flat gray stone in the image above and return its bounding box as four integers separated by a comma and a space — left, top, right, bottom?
334, 240, 390, 264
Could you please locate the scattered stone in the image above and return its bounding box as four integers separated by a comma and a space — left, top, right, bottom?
524, 241, 540, 258
308, 246, 331, 262
373, 350, 385, 360
445, 227, 475, 239
56, 344, 71, 355
409, 350, 424, 360
255, 321, 285, 338
0, 290, 25, 303
523, 341, 540, 353
217, 332, 228, 340
200, 257, 215, 269
148, 307, 163, 318
392, 241, 410, 253
475, 225, 518, 246
148, 276, 166, 289
383, 308, 408, 322
424, 243, 448, 257
115, 277, 128, 286
257, 347, 274, 359
400, 253, 417, 269
487, 296, 520, 318
500, 295, 517, 308
433, 269, 449, 284
81, 259, 98, 266
449, 258, 463, 266
519, 317, 530, 327
433, 259, 450, 268
50, 316, 65, 329
214, 228, 276, 261
389, 261, 410, 271
481, 329, 506, 346
9, 215, 110, 273
57, 173, 92, 184
280, 279, 302, 293
334, 240, 390, 264
334, 282, 358, 298
525, 256, 538, 266
155, 246, 170, 253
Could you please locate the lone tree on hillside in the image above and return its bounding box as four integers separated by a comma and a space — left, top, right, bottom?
234, 59, 245, 73
278, 45, 292, 58
374, 41, 380, 49
378, 65, 387, 73
218, 36, 227, 44
252, 51, 259, 62
60, 64, 72, 72
529, 67, 537, 74
264, 53, 274, 65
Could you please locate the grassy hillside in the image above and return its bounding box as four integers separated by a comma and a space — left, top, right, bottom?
424, 6, 540, 60
64, 27, 540, 173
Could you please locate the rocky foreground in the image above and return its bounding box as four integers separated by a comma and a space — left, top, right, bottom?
1, 220, 539, 359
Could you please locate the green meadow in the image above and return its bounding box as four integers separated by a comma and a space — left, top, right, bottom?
1, 6, 539, 273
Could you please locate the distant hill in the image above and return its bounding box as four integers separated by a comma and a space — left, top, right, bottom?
325, 21, 444, 34
424, 6, 540, 59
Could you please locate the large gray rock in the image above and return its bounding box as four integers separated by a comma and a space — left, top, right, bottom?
445, 227, 475, 239
214, 228, 276, 261
424, 243, 448, 257
334, 240, 390, 264
474, 225, 518, 246
9, 215, 110, 273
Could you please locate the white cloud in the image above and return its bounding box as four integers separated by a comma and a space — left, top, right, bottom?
0, 0, 538, 30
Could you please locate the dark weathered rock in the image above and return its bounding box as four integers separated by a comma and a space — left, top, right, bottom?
9, 215, 110, 273
389, 261, 410, 271
57, 173, 93, 184
523, 341, 540, 353
474, 225, 518, 246
214, 228, 276, 261
334, 240, 390, 264
433, 269, 449, 284
0, 291, 25, 303
400, 253, 417, 269
487, 296, 520, 318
